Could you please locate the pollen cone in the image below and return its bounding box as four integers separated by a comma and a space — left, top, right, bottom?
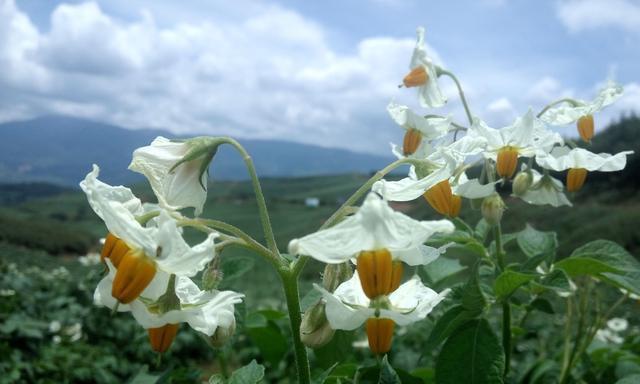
577, 115, 594, 142
424, 179, 453, 216
566, 168, 588, 192
111, 250, 157, 304
496, 147, 519, 179
366, 318, 395, 355
356, 250, 403, 299
101, 233, 130, 268
403, 128, 422, 156
403, 66, 428, 88
148, 324, 180, 353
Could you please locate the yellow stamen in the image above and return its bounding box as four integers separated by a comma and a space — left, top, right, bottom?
101, 233, 118, 263
356, 249, 400, 299
366, 318, 395, 355
402, 128, 422, 156
496, 146, 519, 179
403, 66, 428, 88
423, 179, 453, 216
112, 250, 157, 304
577, 115, 594, 142
449, 194, 462, 218
148, 323, 180, 353
566, 168, 588, 192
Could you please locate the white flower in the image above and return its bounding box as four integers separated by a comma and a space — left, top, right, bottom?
607, 318, 628, 333
516, 168, 572, 208
595, 329, 624, 345
95, 260, 244, 336
316, 274, 448, 330
288, 193, 454, 266
539, 82, 623, 126
406, 27, 446, 108
129, 137, 208, 216
49, 321, 61, 333
536, 147, 633, 172
78, 252, 101, 266
469, 109, 563, 161
387, 102, 451, 140
80, 165, 217, 277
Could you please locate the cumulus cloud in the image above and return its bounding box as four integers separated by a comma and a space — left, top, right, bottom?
556, 0, 640, 33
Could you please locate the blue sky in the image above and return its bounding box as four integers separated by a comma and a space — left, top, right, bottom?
1, 0, 638, 153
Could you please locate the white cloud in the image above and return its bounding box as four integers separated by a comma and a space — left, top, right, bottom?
556, 0, 640, 33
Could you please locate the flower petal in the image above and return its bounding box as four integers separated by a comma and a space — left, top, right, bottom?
517, 170, 572, 207
381, 277, 449, 326
540, 82, 623, 125
315, 277, 373, 330
536, 147, 633, 172
387, 102, 451, 139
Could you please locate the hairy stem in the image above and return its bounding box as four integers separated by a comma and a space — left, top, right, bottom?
280, 270, 311, 384
494, 224, 511, 377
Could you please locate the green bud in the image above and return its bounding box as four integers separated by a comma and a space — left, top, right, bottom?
205, 319, 236, 348
202, 258, 223, 291
512, 171, 533, 196
300, 301, 335, 348
322, 263, 353, 292
481, 193, 506, 226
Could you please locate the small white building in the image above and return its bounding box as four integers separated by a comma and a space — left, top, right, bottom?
304, 197, 320, 208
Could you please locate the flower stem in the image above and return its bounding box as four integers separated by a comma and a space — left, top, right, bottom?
493, 224, 511, 377
536, 98, 578, 118
438, 69, 474, 127
280, 269, 311, 384
221, 138, 280, 256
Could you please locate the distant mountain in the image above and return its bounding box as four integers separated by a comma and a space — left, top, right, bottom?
0, 115, 391, 186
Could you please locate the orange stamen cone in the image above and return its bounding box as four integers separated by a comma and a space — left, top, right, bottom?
424, 179, 453, 216
496, 146, 519, 179
356, 250, 400, 299
402, 129, 422, 156
566, 168, 588, 192
403, 66, 428, 88
366, 318, 395, 355
148, 324, 180, 353
111, 250, 157, 304
449, 194, 462, 218
577, 115, 594, 142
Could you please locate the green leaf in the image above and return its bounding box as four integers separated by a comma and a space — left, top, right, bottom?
425, 305, 477, 350
312, 363, 338, 384
435, 319, 505, 384
475, 219, 491, 242
421, 257, 467, 286
528, 298, 554, 314
494, 270, 538, 299
220, 255, 255, 283
517, 224, 557, 258
246, 318, 287, 366
554, 257, 620, 276
313, 330, 355, 369
227, 360, 265, 384
616, 374, 640, 384
379, 355, 401, 384
533, 269, 571, 294
128, 367, 160, 384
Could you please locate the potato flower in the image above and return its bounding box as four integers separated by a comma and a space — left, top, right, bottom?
514, 167, 571, 207
535, 147, 633, 192
129, 136, 210, 216
539, 82, 623, 142
402, 27, 446, 108
387, 102, 452, 156
81, 165, 217, 304
468, 109, 563, 178
316, 274, 448, 354
95, 260, 243, 352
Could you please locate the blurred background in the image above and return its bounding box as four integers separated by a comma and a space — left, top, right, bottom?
0, 0, 638, 383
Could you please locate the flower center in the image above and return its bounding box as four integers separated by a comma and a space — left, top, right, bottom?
577, 115, 594, 142
147, 323, 180, 353
403, 66, 429, 88
423, 179, 460, 217
402, 128, 422, 156
366, 317, 395, 355
111, 249, 157, 304
356, 249, 403, 299
566, 168, 588, 192
101, 233, 130, 268
496, 146, 519, 179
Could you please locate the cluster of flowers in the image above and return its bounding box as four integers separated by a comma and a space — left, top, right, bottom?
81, 138, 243, 353
288, 27, 632, 354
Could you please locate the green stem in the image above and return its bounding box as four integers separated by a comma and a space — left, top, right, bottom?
536, 98, 578, 118
220, 138, 280, 256
559, 297, 574, 384
280, 270, 311, 384
493, 224, 511, 377
438, 69, 474, 127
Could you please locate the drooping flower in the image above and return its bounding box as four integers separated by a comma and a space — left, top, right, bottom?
539, 82, 623, 142
288, 192, 454, 267
81, 165, 217, 304
95, 260, 243, 353
402, 27, 446, 108
535, 147, 633, 192
129, 137, 210, 216
316, 274, 448, 354
387, 102, 452, 156
514, 168, 572, 207
468, 109, 563, 179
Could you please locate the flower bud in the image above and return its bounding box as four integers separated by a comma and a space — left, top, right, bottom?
481, 194, 505, 226
207, 319, 236, 348
322, 263, 353, 292
300, 301, 335, 348
512, 171, 533, 196
402, 66, 428, 88
202, 258, 223, 291
577, 115, 594, 142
